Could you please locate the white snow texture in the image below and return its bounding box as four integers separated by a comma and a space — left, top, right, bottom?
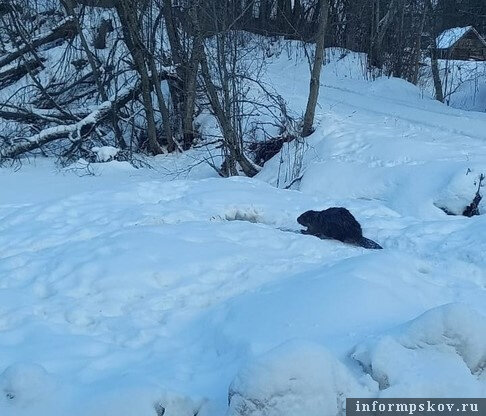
1, 45, 486, 416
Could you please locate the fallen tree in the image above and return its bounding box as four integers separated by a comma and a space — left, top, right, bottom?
0, 106, 69, 124
0, 59, 44, 89
1, 102, 112, 160
0, 85, 137, 160
0, 17, 76, 69
1, 66, 179, 160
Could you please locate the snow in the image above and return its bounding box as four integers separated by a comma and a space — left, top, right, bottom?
436, 26, 473, 49
1, 45, 486, 416
420, 59, 486, 112
228, 341, 371, 416
92, 146, 119, 162
352, 303, 486, 397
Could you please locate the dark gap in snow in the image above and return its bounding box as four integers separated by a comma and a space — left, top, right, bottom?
249, 135, 295, 167
436, 173, 484, 217
463, 173, 484, 217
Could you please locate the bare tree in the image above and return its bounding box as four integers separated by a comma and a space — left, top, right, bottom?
115, 0, 163, 155
193, 2, 259, 177
301, 0, 329, 138
61, 0, 127, 149
426, 0, 444, 103
370, 0, 400, 69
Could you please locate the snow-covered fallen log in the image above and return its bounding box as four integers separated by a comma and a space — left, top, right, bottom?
0, 103, 111, 160
0, 58, 44, 89
0, 17, 77, 69
0, 107, 69, 124
0, 63, 181, 160
0, 83, 141, 160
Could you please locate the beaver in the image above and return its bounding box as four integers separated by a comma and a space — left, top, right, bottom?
297, 207, 382, 249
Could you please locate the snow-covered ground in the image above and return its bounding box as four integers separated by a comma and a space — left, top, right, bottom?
1, 47, 486, 416
420, 58, 486, 112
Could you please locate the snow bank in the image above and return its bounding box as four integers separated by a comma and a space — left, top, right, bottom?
352, 303, 486, 397
0, 363, 56, 404
420, 59, 486, 112
258, 58, 486, 218
434, 168, 485, 215
78, 387, 204, 416
367, 76, 430, 102
298, 161, 485, 218
0, 363, 59, 416
228, 341, 369, 416
92, 146, 119, 162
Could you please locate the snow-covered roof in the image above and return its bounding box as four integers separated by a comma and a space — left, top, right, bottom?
436, 26, 475, 49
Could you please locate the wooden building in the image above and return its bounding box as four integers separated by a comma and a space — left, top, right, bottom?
436, 26, 486, 61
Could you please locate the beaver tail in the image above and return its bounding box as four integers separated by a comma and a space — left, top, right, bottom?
358, 236, 383, 250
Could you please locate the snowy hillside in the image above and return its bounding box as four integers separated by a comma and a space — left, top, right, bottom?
1, 47, 486, 416
420, 59, 486, 112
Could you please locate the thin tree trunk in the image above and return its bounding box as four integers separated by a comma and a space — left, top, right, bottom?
162, 0, 184, 138
61, 0, 127, 149
411, 6, 427, 85
370, 0, 399, 68
116, 1, 163, 155
148, 57, 176, 152
199, 51, 258, 177
301, 0, 329, 138
426, 0, 444, 103
181, 54, 201, 149
191, 1, 258, 178
182, 27, 203, 149
430, 44, 444, 102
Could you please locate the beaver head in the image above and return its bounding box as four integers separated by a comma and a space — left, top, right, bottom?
297, 210, 319, 227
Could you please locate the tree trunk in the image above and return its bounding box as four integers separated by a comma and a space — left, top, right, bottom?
425, 0, 444, 103
162, 0, 184, 137
370, 0, 399, 68
199, 50, 258, 177
93, 18, 114, 49
181, 3, 204, 150
411, 6, 427, 85
301, 0, 329, 138
116, 0, 163, 155
148, 56, 176, 152
430, 44, 444, 103
62, 0, 127, 149
191, 1, 258, 178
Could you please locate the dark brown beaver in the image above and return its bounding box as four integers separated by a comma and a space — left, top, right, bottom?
297, 207, 382, 249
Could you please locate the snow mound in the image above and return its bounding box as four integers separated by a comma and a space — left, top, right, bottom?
220, 206, 265, 224
434, 169, 485, 215
0, 363, 56, 407
78, 385, 204, 416
154, 391, 204, 416
323, 48, 369, 81
92, 146, 120, 162
296, 161, 485, 218
367, 77, 429, 102
228, 341, 369, 416
351, 303, 486, 397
